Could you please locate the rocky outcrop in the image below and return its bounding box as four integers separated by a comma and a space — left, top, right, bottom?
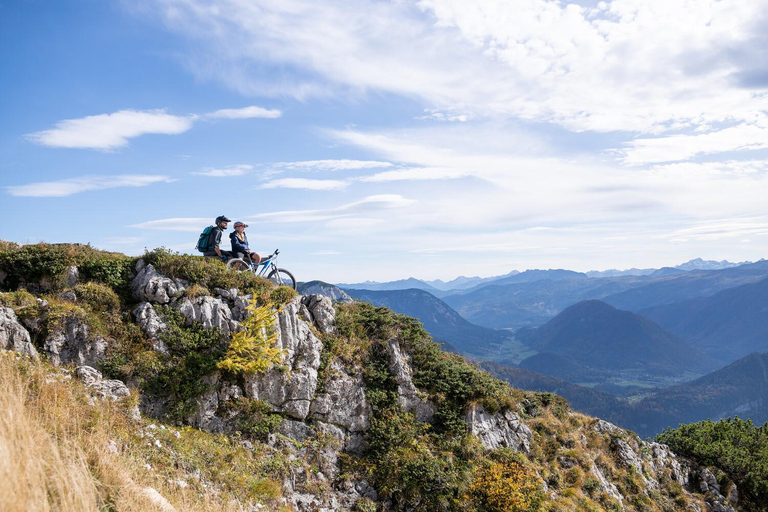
0, 307, 39, 360
44, 315, 108, 367
309, 361, 369, 434
385, 338, 435, 423
177, 296, 237, 336
297, 281, 354, 303
300, 294, 337, 333
132, 302, 168, 352
465, 404, 532, 451
132, 261, 186, 304
243, 297, 322, 420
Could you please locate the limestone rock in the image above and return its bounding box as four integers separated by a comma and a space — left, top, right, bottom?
465, 404, 532, 452
243, 297, 322, 420
301, 294, 336, 334
590, 464, 623, 504
310, 361, 369, 432
0, 307, 39, 360
385, 338, 434, 423
65, 266, 79, 287
132, 263, 185, 304
213, 287, 238, 301
44, 316, 107, 367
75, 365, 103, 385
178, 296, 236, 335
75, 365, 130, 401
231, 294, 252, 322
132, 302, 168, 351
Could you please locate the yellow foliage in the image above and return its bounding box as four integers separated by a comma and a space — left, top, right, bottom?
471, 461, 544, 512
217, 300, 284, 376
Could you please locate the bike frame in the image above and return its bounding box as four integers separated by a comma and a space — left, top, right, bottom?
242, 252, 278, 278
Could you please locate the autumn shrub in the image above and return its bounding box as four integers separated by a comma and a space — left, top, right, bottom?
217, 300, 284, 376
73, 281, 120, 314
471, 459, 545, 512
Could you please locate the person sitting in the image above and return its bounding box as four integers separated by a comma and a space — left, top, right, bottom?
230, 221, 263, 264
203, 215, 233, 262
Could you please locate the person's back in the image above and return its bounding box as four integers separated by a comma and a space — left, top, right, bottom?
202, 215, 232, 261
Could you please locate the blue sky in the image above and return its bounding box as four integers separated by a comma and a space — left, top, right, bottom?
2, 0, 768, 283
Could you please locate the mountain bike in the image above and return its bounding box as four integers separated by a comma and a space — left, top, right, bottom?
226, 249, 297, 290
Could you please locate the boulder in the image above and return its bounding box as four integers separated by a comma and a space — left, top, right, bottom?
65, 266, 79, 287
0, 307, 39, 360
132, 302, 168, 352
44, 315, 108, 367
310, 361, 369, 432
231, 294, 252, 322
132, 263, 185, 304
301, 295, 336, 334
178, 296, 237, 335
243, 297, 322, 420
385, 338, 435, 423
75, 365, 131, 401
465, 404, 532, 452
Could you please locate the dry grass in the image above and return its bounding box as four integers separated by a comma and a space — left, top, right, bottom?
0, 351, 280, 511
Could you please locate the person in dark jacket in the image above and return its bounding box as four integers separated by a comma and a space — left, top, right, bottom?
203, 215, 233, 261
230, 221, 263, 264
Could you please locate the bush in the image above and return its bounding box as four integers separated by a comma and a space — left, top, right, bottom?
73, 282, 120, 314
471, 459, 545, 512
655, 417, 768, 512
217, 300, 284, 376
219, 398, 282, 441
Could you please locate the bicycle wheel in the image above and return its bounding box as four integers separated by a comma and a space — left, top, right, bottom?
226, 258, 250, 272
267, 268, 297, 290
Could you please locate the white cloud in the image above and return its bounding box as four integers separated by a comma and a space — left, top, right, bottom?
358, 166, 471, 182
621, 121, 768, 165
253, 194, 416, 223
192, 164, 253, 177
275, 159, 393, 171
260, 178, 348, 190
6, 174, 174, 197
205, 106, 282, 119
26, 110, 194, 150
129, 217, 210, 232
139, 0, 768, 133
27, 105, 282, 150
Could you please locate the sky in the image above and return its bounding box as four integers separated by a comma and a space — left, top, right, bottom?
1, 0, 768, 283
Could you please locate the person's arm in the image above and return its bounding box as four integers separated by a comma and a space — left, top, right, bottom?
213, 230, 224, 258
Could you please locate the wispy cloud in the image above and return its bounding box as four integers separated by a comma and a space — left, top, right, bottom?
129, 217, 210, 232
140, 0, 768, 134
192, 164, 253, 177
252, 194, 415, 223
621, 121, 768, 165
274, 159, 393, 171
28, 105, 281, 150
6, 174, 174, 197
204, 106, 282, 119
26, 110, 194, 150
260, 178, 348, 190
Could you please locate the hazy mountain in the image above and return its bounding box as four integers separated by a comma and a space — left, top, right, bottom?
586, 268, 657, 277
602, 260, 768, 312
516, 300, 716, 376
443, 276, 651, 329
423, 270, 520, 291
516, 352, 612, 383
297, 281, 353, 303
675, 258, 748, 271
640, 276, 768, 363
344, 288, 511, 357
620, 352, 768, 437
337, 277, 443, 294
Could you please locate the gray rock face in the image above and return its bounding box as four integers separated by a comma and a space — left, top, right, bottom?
44, 316, 107, 367
178, 296, 237, 336
132, 263, 185, 304
243, 297, 322, 420
65, 266, 79, 287
0, 307, 39, 360
590, 465, 623, 504
465, 404, 532, 452
385, 338, 435, 423
231, 294, 252, 322
310, 361, 369, 432
614, 438, 645, 476
301, 295, 337, 334
74, 365, 131, 401
132, 302, 168, 352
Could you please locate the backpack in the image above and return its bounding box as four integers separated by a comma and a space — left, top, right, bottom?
195, 226, 214, 253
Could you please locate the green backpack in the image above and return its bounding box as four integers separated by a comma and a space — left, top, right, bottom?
195, 226, 214, 253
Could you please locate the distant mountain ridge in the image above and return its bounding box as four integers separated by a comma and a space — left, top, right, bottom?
516, 300, 717, 377
343, 288, 511, 358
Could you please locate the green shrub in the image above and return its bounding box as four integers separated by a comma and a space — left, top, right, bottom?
655, 417, 768, 512
142, 307, 226, 421
219, 398, 282, 441
73, 282, 120, 314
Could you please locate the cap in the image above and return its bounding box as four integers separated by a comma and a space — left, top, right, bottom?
234, 221, 249, 228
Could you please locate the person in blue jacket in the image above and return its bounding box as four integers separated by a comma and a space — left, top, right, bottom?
230, 221, 263, 264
